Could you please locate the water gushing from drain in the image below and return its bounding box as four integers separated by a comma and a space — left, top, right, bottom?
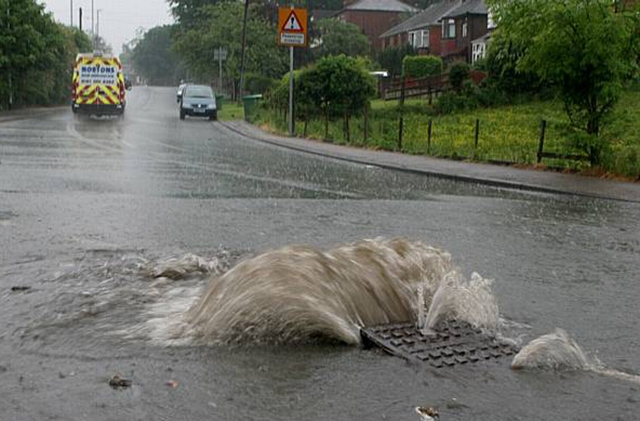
175, 238, 454, 345
512, 329, 640, 385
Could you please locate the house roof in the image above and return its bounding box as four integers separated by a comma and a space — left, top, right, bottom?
342, 0, 418, 13
380, 0, 462, 38
442, 0, 488, 18
471, 30, 491, 44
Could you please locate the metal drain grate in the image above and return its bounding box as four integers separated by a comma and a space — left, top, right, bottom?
360, 320, 519, 368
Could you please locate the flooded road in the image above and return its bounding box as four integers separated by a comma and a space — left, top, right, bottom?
1, 87, 639, 420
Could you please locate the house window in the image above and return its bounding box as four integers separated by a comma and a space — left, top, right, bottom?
409, 30, 430, 48
421, 29, 429, 48
472, 42, 486, 63
442, 18, 456, 39
462, 19, 468, 38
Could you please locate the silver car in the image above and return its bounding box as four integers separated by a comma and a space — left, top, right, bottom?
179, 84, 217, 121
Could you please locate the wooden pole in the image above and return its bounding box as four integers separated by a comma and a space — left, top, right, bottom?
537, 119, 547, 163
473, 118, 480, 159
427, 119, 432, 154
398, 74, 406, 151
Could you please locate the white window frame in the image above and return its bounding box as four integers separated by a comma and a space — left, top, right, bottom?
420, 29, 429, 48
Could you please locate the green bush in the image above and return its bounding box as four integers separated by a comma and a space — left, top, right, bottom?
244, 73, 276, 95
403, 55, 443, 78
448, 61, 470, 92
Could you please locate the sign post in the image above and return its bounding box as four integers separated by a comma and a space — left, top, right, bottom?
214, 47, 227, 92
278, 7, 308, 137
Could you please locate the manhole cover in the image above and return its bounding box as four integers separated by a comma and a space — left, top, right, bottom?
360, 320, 519, 368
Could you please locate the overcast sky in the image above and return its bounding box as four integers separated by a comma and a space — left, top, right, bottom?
40, 0, 175, 55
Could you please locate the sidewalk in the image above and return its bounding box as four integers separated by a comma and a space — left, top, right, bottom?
222, 121, 640, 203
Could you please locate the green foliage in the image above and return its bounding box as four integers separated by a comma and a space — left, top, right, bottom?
172, 2, 287, 96
313, 19, 371, 59
0, 0, 92, 109
484, 30, 541, 96
303, 54, 375, 118
376, 44, 416, 78
402, 55, 443, 78
244, 73, 276, 95
487, 0, 640, 163
448, 61, 470, 92
131, 25, 181, 86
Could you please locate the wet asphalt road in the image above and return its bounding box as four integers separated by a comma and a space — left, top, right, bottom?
1, 86, 639, 420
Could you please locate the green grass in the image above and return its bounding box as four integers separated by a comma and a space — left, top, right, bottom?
255, 91, 640, 179
218, 100, 244, 121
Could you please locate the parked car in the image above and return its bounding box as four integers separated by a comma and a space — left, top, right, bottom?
179, 84, 217, 121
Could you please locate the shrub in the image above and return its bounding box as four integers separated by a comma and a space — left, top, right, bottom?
448, 61, 470, 92
403, 55, 443, 78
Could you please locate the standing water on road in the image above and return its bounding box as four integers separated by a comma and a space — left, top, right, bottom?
116, 237, 640, 387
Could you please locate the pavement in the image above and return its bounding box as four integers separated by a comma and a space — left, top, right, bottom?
221, 120, 640, 203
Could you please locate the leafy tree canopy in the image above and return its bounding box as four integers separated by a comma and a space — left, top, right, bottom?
313, 18, 371, 59
173, 2, 288, 94
0, 0, 91, 108
487, 0, 640, 143
131, 25, 182, 85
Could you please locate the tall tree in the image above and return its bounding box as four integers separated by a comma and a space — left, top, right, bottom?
313, 18, 371, 59
488, 0, 640, 163
0, 0, 91, 109
131, 25, 182, 85
173, 2, 288, 97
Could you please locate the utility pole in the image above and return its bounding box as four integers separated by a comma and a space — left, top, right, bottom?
238, 0, 249, 100
79, 7, 83, 31
7, 0, 12, 110
70, 0, 73, 27
91, 0, 95, 47
96, 9, 101, 39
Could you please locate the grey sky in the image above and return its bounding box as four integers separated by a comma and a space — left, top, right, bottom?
40, 0, 175, 55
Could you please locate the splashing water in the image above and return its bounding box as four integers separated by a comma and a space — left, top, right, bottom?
512, 329, 640, 385
418, 271, 499, 335
511, 328, 591, 370
175, 238, 455, 345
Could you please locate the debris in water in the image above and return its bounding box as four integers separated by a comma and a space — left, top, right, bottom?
108, 374, 132, 389
166, 380, 179, 388
415, 406, 439, 420
11, 286, 31, 292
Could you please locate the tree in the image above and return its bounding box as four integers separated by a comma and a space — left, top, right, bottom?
131, 25, 182, 85
313, 19, 371, 59
172, 2, 287, 98
487, 0, 640, 163
297, 54, 375, 140
376, 44, 416, 78
0, 0, 91, 109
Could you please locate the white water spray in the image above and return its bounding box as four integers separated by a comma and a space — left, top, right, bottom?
512, 329, 640, 385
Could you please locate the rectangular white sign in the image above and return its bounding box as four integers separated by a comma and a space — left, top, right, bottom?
280, 33, 306, 46
79, 64, 118, 85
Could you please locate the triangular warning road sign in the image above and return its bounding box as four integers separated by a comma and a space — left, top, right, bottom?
282, 10, 304, 32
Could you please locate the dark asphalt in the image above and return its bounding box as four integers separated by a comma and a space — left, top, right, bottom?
221, 120, 640, 203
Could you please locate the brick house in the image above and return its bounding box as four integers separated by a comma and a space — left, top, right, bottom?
380, 0, 462, 53
380, 0, 490, 64
439, 0, 489, 63
335, 0, 418, 51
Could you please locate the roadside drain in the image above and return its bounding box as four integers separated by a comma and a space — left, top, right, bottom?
361, 320, 519, 368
